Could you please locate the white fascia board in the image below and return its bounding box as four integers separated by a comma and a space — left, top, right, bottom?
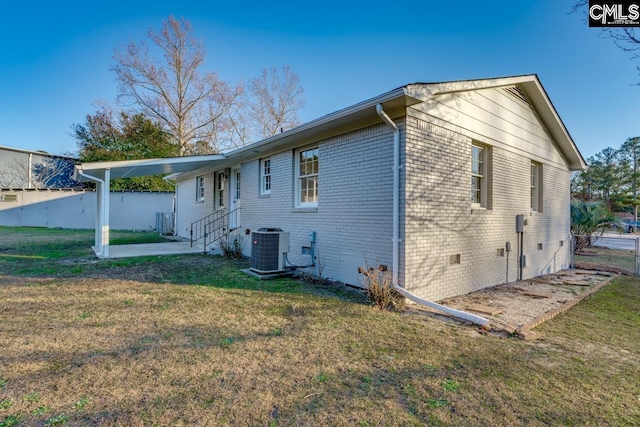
73, 154, 226, 182
177, 88, 422, 182
0, 145, 78, 160
225, 87, 414, 158
408, 75, 587, 171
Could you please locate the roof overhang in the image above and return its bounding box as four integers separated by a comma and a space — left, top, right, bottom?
405, 74, 587, 171
73, 74, 586, 183
177, 88, 422, 180
73, 154, 226, 182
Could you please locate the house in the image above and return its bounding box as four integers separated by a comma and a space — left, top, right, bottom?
0, 145, 77, 189
74, 75, 586, 301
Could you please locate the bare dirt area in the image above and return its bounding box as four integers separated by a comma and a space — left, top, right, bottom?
419, 270, 616, 336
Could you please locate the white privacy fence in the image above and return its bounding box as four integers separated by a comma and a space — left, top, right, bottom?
0, 189, 174, 231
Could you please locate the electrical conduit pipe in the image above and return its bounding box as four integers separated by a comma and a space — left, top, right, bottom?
375, 104, 490, 328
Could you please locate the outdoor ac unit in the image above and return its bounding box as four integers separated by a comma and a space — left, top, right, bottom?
250, 228, 290, 274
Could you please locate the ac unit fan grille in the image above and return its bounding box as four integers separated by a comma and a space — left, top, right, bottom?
251, 233, 282, 272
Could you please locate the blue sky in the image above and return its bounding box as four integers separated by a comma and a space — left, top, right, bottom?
0, 0, 638, 160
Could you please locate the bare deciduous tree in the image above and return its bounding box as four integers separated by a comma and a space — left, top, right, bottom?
572, 1, 640, 73
224, 66, 306, 147
0, 158, 30, 188
248, 66, 306, 140
112, 16, 241, 155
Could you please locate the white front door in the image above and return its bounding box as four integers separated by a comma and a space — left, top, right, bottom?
230, 167, 241, 229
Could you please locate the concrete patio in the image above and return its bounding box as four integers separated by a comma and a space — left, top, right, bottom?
95, 241, 207, 258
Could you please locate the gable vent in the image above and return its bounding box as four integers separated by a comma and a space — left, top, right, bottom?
0, 194, 18, 202
503, 86, 531, 107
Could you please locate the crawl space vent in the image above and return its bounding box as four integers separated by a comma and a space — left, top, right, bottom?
0, 194, 18, 202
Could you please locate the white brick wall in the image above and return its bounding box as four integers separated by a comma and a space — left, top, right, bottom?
176, 171, 225, 238
402, 116, 571, 301
173, 87, 573, 301
240, 123, 398, 285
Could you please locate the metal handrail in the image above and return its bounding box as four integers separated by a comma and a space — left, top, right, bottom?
191, 208, 240, 254
191, 210, 226, 246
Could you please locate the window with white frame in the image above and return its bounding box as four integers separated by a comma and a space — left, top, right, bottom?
295, 147, 319, 207
235, 170, 241, 200
260, 158, 271, 195
196, 176, 205, 202
471, 144, 489, 208
531, 161, 541, 212
215, 172, 225, 209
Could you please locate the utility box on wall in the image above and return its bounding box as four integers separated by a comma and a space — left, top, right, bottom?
516, 214, 525, 233
250, 228, 290, 274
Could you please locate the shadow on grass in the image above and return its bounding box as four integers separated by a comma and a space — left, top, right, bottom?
0, 226, 365, 302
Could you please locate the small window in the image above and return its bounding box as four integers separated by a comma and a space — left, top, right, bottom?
471, 144, 489, 208
295, 146, 319, 207
216, 172, 225, 209
531, 161, 542, 212
235, 170, 241, 200
196, 176, 205, 202
260, 158, 271, 195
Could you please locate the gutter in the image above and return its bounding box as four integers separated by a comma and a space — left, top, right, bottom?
376, 104, 490, 328
227, 87, 414, 158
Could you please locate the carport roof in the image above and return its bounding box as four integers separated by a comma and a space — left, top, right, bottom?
73, 154, 225, 182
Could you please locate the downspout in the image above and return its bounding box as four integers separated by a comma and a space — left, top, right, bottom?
76, 169, 107, 257
375, 104, 400, 285
376, 104, 490, 328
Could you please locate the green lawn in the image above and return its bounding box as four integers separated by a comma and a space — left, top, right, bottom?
0, 227, 639, 426
576, 246, 636, 274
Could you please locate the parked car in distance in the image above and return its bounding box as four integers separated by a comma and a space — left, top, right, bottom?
610, 219, 639, 232
621, 219, 640, 233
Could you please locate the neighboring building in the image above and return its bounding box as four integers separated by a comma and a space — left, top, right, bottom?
75, 75, 587, 301
0, 188, 174, 231
0, 145, 78, 189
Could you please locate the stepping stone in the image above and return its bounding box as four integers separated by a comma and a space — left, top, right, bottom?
465, 304, 502, 316
518, 330, 542, 341
502, 324, 517, 334
523, 290, 552, 298
564, 281, 591, 286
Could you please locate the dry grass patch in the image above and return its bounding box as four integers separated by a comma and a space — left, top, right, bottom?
0, 227, 639, 425
1, 275, 639, 426
576, 246, 636, 274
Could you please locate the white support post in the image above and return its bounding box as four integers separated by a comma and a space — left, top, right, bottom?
101, 169, 110, 258
635, 237, 639, 276
95, 179, 103, 255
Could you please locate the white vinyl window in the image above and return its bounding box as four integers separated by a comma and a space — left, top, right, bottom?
196, 176, 205, 202
260, 158, 271, 195
216, 172, 225, 209
531, 161, 541, 212
235, 170, 241, 200
295, 147, 319, 207
471, 144, 487, 207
